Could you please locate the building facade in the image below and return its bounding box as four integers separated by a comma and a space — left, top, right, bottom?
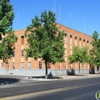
0, 24, 96, 76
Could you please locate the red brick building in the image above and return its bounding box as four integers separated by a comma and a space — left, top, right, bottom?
0, 24, 96, 76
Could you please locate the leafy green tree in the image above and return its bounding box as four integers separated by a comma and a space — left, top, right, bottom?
68, 46, 89, 75
91, 31, 100, 72
0, 0, 17, 63
25, 11, 65, 78
88, 53, 95, 74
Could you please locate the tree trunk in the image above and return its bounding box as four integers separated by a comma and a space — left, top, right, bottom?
45, 62, 48, 79
6, 62, 9, 71
79, 62, 80, 76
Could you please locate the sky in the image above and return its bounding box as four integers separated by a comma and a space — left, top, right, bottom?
10, 0, 100, 36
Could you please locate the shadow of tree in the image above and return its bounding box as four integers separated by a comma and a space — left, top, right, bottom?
29, 72, 63, 79
0, 78, 20, 85
47, 72, 63, 79
67, 69, 75, 75
89, 67, 95, 74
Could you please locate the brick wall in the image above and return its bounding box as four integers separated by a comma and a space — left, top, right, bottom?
2, 24, 92, 71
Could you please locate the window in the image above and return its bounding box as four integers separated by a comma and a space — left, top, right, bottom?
75, 37, 77, 45
0, 62, 3, 69
64, 43, 67, 48
58, 62, 61, 68
39, 61, 42, 69
47, 62, 51, 68
70, 50, 72, 55
65, 49, 67, 54
22, 50, 24, 56
21, 36, 24, 44
70, 45, 72, 49
64, 61, 67, 68
13, 51, 15, 57
70, 63, 72, 69
70, 35, 72, 44
75, 63, 77, 69
64, 33, 67, 44
21, 62, 24, 69
12, 62, 15, 69
28, 62, 32, 69
87, 41, 89, 43
64, 33, 67, 37
83, 39, 85, 46
79, 38, 81, 46
87, 41, 89, 46
6, 62, 9, 71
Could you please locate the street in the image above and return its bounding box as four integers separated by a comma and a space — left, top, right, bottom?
20, 80, 99, 100
0, 76, 100, 100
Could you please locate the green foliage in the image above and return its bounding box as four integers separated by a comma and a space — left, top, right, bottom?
68, 46, 89, 64
91, 31, 100, 67
0, 0, 14, 34
25, 11, 65, 77
68, 46, 89, 74
87, 52, 95, 67
25, 11, 65, 64
0, 0, 17, 62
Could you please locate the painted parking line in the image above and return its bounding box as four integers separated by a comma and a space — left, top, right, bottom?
0, 82, 100, 100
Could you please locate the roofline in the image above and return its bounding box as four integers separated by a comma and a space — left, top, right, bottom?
57, 23, 92, 38
14, 29, 26, 32
14, 23, 92, 38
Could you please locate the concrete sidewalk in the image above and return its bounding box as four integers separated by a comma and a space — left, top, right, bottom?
23, 74, 100, 81
60, 74, 100, 80
0, 73, 100, 81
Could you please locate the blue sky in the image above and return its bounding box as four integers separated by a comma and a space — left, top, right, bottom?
10, 0, 100, 36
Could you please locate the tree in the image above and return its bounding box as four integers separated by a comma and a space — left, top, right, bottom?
68, 46, 89, 75
25, 11, 65, 78
0, 0, 17, 63
91, 31, 100, 72
88, 53, 95, 74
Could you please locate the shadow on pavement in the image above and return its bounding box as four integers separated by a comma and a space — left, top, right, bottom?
0, 78, 20, 85
28, 72, 63, 80
28, 76, 63, 79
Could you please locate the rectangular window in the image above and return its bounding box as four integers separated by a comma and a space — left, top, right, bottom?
70, 45, 72, 49
64, 43, 67, 48
70, 63, 72, 69
87, 41, 89, 46
70, 50, 72, 55
58, 62, 61, 68
47, 62, 51, 68
22, 50, 24, 56
64, 33, 67, 37
13, 51, 15, 57
75, 37, 77, 45
21, 36, 24, 44
70, 35, 72, 44
21, 62, 24, 69
83, 39, 85, 46
28, 62, 32, 69
64, 61, 67, 68
84, 64, 86, 69
64, 33, 67, 44
79, 38, 81, 47
65, 49, 67, 54
39, 61, 42, 69
0, 62, 3, 69
75, 63, 77, 69
12, 62, 15, 69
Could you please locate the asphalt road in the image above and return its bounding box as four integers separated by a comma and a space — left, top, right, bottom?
20, 80, 100, 100
0, 76, 100, 100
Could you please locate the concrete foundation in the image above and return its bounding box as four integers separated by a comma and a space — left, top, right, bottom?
0, 69, 99, 76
